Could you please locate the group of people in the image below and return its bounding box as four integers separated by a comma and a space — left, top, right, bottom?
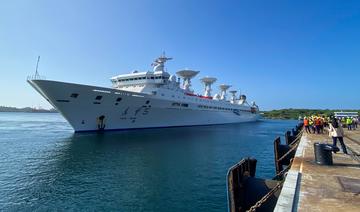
340, 116, 358, 130
302, 115, 358, 134
302, 116, 328, 134
302, 115, 359, 155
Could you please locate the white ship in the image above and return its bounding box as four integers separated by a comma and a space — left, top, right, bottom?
28, 54, 260, 132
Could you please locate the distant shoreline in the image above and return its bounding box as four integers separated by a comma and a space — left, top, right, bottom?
0, 106, 58, 113
261, 109, 360, 120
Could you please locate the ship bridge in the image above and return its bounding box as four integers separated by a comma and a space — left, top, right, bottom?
111, 71, 170, 87
110, 54, 179, 93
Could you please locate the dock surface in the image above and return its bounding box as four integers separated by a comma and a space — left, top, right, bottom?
275, 129, 360, 212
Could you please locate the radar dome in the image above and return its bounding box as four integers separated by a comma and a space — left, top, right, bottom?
238, 95, 248, 105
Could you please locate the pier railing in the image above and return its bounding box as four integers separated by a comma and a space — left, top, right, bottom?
227, 123, 304, 212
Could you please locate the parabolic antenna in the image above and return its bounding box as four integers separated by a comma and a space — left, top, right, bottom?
219, 84, 231, 100
200, 77, 217, 84
219, 84, 231, 91
176, 69, 200, 92
176, 69, 200, 79
229, 90, 237, 102
200, 77, 217, 97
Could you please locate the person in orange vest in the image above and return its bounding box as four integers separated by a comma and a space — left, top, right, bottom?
315, 117, 322, 134
304, 117, 311, 133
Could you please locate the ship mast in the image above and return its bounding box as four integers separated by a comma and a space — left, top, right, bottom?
152, 52, 172, 72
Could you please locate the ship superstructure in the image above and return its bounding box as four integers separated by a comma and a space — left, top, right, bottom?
28, 54, 259, 132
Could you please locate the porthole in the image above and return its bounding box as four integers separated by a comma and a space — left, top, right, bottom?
70, 93, 79, 98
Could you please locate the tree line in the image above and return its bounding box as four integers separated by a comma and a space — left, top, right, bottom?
261, 109, 360, 120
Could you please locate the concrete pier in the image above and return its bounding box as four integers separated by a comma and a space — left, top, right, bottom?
274, 129, 360, 212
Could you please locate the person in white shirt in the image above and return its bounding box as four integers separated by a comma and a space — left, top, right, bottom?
329, 117, 348, 154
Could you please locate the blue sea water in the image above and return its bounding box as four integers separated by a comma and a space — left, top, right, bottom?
0, 112, 297, 211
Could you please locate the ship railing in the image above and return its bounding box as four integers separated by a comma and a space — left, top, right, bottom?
27, 75, 46, 80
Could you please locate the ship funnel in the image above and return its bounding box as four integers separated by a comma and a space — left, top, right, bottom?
229, 90, 237, 103
200, 77, 217, 97
219, 84, 231, 100
176, 69, 199, 92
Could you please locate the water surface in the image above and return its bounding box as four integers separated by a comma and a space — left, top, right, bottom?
0, 112, 297, 211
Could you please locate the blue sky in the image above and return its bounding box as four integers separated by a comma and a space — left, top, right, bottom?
1, 0, 359, 110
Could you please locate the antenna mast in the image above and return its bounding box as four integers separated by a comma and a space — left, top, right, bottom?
35, 56, 40, 79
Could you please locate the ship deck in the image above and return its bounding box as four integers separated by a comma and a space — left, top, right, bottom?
274, 128, 360, 211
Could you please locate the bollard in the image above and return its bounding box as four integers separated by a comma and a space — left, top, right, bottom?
314, 143, 333, 165
248, 158, 257, 177
285, 131, 295, 145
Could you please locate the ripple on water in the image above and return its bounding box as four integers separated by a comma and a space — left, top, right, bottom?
0, 113, 297, 211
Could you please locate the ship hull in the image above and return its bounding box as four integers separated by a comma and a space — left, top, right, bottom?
28, 80, 259, 132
